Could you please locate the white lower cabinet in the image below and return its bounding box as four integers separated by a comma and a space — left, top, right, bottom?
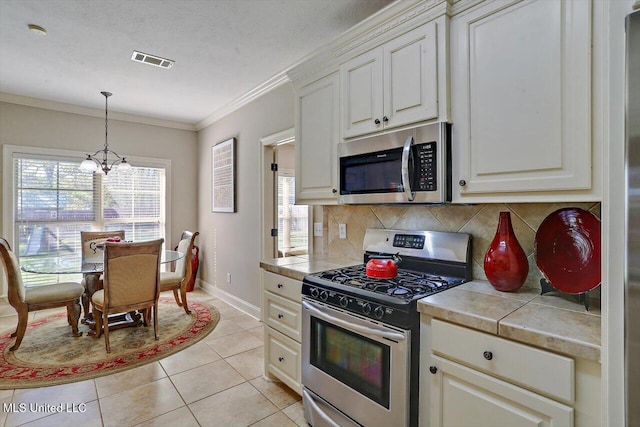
420, 318, 601, 427
430, 355, 572, 427
265, 326, 302, 394
262, 271, 303, 395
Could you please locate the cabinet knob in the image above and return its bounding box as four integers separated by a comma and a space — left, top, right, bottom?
459, 180, 467, 187
483, 351, 493, 361
429, 366, 438, 374
278, 313, 284, 319
277, 283, 283, 288
332, 188, 337, 194
278, 357, 284, 362
374, 118, 381, 125
383, 116, 389, 122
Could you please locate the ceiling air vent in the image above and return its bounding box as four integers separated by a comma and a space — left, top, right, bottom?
131, 51, 174, 69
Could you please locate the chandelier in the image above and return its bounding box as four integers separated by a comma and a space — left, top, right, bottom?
80, 91, 131, 174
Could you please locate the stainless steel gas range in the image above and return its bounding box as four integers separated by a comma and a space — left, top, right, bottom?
301, 228, 472, 427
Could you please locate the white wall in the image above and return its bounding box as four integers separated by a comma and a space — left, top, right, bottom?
0, 101, 199, 247
197, 83, 294, 315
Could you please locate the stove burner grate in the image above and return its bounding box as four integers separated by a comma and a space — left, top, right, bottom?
313, 265, 464, 301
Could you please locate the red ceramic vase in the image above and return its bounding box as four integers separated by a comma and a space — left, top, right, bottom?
484, 211, 529, 292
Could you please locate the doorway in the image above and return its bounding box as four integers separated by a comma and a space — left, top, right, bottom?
260, 128, 310, 260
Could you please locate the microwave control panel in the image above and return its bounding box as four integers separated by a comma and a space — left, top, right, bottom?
414, 142, 436, 191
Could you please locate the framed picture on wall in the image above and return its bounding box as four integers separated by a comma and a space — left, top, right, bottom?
211, 137, 236, 212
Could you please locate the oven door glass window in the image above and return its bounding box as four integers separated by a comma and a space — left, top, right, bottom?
310, 317, 390, 408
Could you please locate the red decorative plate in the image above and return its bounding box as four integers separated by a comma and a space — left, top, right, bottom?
534, 208, 601, 294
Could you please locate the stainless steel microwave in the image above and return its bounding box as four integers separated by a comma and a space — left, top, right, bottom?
338, 122, 451, 204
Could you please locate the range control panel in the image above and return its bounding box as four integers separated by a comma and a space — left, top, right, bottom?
414, 142, 437, 191
393, 234, 425, 250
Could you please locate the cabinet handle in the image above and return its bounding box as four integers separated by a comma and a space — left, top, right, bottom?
383, 116, 388, 122
459, 180, 467, 187
374, 118, 381, 125
332, 188, 337, 194
278, 313, 284, 319
429, 366, 438, 374
277, 283, 283, 288
483, 351, 493, 361
278, 357, 284, 362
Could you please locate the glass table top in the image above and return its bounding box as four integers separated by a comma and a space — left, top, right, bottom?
20, 250, 184, 275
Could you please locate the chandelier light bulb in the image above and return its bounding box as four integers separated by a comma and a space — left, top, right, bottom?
80, 91, 131, 174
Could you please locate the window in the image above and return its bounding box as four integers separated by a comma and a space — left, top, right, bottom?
7, 147, 167, 286
277, 172, 308, 256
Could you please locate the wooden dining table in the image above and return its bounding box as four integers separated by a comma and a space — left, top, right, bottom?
21, 249, 184, 332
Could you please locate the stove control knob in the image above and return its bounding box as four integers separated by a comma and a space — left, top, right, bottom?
339, 296, 349, 308
310, 287, 319, 298
362, 303, 372, 315
320, 290, 329, 301
374, 306, 385, 319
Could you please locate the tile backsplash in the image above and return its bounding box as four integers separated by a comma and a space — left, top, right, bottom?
313, 202, 601, 293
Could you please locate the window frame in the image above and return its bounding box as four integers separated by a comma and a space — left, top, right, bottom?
2, 144, 172, 296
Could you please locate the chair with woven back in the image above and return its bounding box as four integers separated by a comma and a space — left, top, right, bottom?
0, 237, 84, 351
160, 231, 199, 314
91, 238, 163, 353
79, 230, 126, 322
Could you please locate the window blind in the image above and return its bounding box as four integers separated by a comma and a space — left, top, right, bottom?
277, 175, 308, 252
13, 154, 165, 286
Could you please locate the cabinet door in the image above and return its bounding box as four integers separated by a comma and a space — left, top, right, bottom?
295, 72, 340, 204
383, 21, 438, 130
341, 49, 384, 138
451, 0, 591, 199
265, 326, 302, 395
430, 355, 573, 427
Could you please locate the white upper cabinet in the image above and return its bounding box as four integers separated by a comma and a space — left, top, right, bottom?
295, 72, 340, 204
451, 0, 594, 201
341, 19, 445, 139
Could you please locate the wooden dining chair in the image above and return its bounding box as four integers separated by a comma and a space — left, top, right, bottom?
79, 230, 125, 321
0, 238, 84, 351
160, 231, 199, 314
91, 239, 163, 353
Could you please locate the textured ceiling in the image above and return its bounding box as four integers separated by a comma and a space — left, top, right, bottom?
0, 0, 394, 126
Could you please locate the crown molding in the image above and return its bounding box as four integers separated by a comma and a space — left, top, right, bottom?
287, 0, 447, 85
0, 92, 197, 131
195, 71, 290, 131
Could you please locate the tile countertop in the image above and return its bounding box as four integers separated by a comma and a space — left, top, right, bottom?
418, 281, 602, 363
259, 254, 361, 282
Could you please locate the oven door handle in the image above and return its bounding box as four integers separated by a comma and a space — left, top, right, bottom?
401, 135, 415, 201
303, 301, 406, 342
303, 389, 342, 427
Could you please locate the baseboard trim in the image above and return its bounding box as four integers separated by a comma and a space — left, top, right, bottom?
197, 279, 261, 320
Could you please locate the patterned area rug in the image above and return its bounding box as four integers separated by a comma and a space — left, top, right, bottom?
0, 298, 219, 389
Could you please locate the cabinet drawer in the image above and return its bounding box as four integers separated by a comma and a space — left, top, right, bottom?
266, 326, 302, 394
263, 271, 302, 302
431, 319, 575, 403
265, 291, 302, 341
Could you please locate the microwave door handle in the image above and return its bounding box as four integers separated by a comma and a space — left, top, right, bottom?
401, 135, 415, 201
303, 301, 406, 342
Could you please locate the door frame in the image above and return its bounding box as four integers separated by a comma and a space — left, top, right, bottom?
260, 127, 312, 261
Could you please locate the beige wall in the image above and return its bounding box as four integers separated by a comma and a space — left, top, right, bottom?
0, 101, 199, 248
197, 83, 294, 311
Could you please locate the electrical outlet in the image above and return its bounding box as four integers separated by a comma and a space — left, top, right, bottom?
313, 223, 323, 237
227, 273, 231, 284
339, 223, 347, 239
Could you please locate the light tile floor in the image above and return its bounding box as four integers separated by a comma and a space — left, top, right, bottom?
0, 290, 304, 427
